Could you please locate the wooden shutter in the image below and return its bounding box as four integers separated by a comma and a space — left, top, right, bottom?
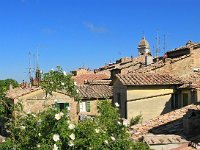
86, 101, 90, 112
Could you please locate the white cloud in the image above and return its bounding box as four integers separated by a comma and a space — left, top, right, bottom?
84, 22, 107, 33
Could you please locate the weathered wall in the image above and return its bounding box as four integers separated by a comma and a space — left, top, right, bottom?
126, 86, 174, 121
14, 90, 78, 122
191, 47, 200, 69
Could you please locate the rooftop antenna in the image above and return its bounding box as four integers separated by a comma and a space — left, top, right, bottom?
163, 34, 167, 54
36, 49, 40, 70
156, 30, 160, 62
28, 51, 32, 82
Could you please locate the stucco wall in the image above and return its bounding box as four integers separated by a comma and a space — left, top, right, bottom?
14, 90, 78, 122
127, 86, 174, 121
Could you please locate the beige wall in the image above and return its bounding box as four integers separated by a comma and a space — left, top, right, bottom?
127, 86, 174, 121
14, 90, 78, 122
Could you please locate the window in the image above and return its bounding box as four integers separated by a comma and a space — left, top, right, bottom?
171, 94, 179, 109
183, 93, 189, 107
55, 103, 69, 111
79, 101, 90, 112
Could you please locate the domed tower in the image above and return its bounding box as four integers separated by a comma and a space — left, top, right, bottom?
138, 36, 151, 56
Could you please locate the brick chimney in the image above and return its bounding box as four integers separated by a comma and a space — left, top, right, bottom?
183, 109, 200, 135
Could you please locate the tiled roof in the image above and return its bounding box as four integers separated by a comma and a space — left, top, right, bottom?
85, 79, 111, 85
143, 134, 189, 145
116, 73, 183, 86
73, 73, 109, 85
6, 87, 41, 99
129, 104, 200, 141
77, 85, 113, 99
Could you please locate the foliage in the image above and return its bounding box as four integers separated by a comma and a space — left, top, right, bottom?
0, 78, 18, 117
130, 115, 143, 126
41, 66, 79, 100
0, 101, 149, 150
0, 79, 19, 91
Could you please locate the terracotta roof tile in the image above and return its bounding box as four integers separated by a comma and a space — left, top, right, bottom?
73, 73, 109, 85
77, 85, 113, 99
129, 104, 200, 141
6, 87, 41, 99
116, 73, 183, 86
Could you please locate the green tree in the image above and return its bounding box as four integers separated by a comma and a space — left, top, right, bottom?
41, 66, 79, 100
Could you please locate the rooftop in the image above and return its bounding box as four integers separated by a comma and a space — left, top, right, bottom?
129, 104, 200, 141
77, 85, 113, 99
73, 73, 109, 85
116, 73, 183, 86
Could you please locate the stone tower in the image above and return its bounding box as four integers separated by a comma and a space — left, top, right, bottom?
138, 36, 151, 56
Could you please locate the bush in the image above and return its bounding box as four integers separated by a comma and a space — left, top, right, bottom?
130, 115, 143, 126
0, 101, 150, 150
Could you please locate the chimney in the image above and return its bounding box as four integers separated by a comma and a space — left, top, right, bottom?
183, 109, 200, 135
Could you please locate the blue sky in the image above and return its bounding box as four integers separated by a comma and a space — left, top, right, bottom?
0, 0, 200, 82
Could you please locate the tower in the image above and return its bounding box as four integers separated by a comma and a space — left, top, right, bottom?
138, 36, 151, 56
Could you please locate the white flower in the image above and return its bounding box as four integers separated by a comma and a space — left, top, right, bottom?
104, 140, 109, 145
55, 113, 61, 120
76, 89, 79, 93
54, 99, 58, 103
2, 139, 5, 143
68, 123, 75, 130
53, 134, 60, 142
111, 136, 115, 141
69, 133, 75, 140
115, 102, 119, 107
59, 112, 64, 117
68, 140, 74, 147
55, 112, 64, 120
32, 114, 36, 117
67, 120, 70, 124
27, 111, 31, 114
53, 144, 58, 150
20, 126, 26, 130
38, 133, 41, 136
63, 71, 67, 76
61, 82, 65, 86
95, 128, 100, 133
122, 119, 129, 127
37, 144, 40, 148
117, 121, 121, 125
74, 82, 77, 86
67, 107, 71, 111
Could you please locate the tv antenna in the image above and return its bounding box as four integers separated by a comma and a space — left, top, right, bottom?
163, 34, 167, 54
156, 30, 160, 61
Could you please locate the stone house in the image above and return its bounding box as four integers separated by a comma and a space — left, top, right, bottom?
111, 73, 197, 121
6, 87, 79, 121
5, 83, 113, 122
77, 83, 113, 120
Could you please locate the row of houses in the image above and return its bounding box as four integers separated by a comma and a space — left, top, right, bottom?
3, 38, 200, 149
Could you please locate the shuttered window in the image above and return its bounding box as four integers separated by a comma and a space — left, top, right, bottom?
79, 101, 90, 112
86, 101, 90, 112
55, 102, 69, 111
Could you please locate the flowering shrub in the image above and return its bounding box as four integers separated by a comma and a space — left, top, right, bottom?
0, 101, 149, 150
